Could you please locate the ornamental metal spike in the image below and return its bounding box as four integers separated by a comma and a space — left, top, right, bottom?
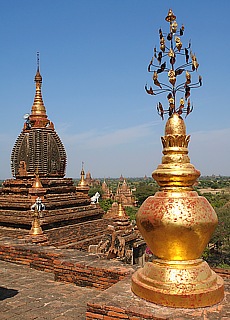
145, 9, 202, 119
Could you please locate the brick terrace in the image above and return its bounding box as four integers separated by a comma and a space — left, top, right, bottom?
1, 259, 96, 320
0, 230, 229, 319
0, 236, 133, 291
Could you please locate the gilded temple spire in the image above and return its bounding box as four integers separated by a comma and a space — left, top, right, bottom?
32, 168, 43, 189
30, 52, 49, 127
118, 202, 126, 218
76, 162, 90, 194
79, 162, 87, 186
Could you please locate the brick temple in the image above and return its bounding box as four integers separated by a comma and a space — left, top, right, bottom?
0, 60, 110, 249
101, 177, 136, 207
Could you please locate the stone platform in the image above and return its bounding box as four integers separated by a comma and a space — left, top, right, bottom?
0, 259, 96, 320
0, 231, 229, 319
86, 273, 230, 319
0, 216, 114, 251
0, 236, 133, 291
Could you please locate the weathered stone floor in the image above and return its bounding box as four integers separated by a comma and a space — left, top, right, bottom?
0, 260, 97, 320
0, 228, 229, 319
86, 274, 230, 319
1, 258, 229, 320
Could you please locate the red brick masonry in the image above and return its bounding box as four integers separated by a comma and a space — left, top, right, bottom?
86, 273, 230, 320
0, 235, 229, 319
0, 237, 134, 290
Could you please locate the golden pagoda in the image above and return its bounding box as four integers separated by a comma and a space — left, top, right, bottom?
104, 202, 130, 230
28, 168, 46, 203
79, 163, 87, 186
131, 10, 224, 308
76, 162, 90, 195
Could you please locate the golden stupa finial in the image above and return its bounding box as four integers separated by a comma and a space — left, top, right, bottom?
118, 202, 126, 218
30, 52, 48, 127
78, 161, 86, 186
132, 10, 224, 308
32, 167, 43, 189
145, 9, 202, 120
30, 197, 45, 236
29, 207, 43, 235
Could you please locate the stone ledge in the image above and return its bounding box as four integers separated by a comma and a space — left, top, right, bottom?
86, 275, 230, 319
0, 237, 134, 290
0, 235, 229, 319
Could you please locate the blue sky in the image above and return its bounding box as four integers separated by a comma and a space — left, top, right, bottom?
0, 0, 229, 179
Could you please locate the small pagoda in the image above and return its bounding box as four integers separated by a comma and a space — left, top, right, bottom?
101, 179, 113, 200
89, 201, 145, 265
0, 54, 107, 249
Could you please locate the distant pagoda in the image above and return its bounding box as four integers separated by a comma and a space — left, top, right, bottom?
0, 55, 107, 249
114, 178, 136, 207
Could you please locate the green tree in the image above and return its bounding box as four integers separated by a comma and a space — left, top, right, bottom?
88, 186, 103, 198
212, 205, 230, 253
99, 199, 113, 213
125, 206, 138, 221
202, 193, 230, 209
134, 182, 159, 206
203, 203, 230, 268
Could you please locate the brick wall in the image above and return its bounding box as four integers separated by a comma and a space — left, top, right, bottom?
0, 238, 134, 290
45, 218, 113, 248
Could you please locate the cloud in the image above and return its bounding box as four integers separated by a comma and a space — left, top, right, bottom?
63, 124, 230, 178
191, 127, 230, 149
60, 122, 159, 150
190, 127, 230, 176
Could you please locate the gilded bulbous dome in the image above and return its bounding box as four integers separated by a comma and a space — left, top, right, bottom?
165, 113, 186, 136
11, 65, 66, 178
